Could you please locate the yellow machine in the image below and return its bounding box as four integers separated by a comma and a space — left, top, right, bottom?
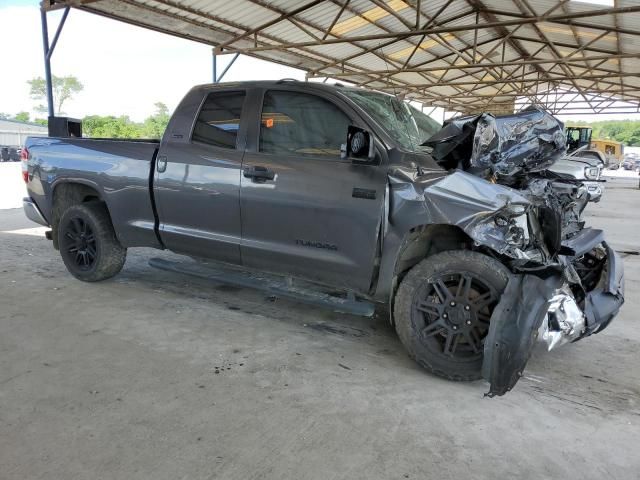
565, 126, 625, 163
566, 126, 592, 153
590, 139, 624, 163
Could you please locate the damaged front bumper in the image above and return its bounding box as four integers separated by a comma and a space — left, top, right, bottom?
387, 169, 625, 396
413, 107, 624, 396
482, 234, 624, 397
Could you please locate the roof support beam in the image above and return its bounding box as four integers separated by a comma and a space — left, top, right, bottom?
308, 4, 472, 76
479, 7, 639, 36
372, 73, 640, 89
48, 0, 640, 115
125, 0, 409, 91
418, 88, 640, 99
322, 0, 350, 41
465, 0, 561, 87
356, 0, 522, 95
381, 33, 621, 78
218, 5, 640, 52
240, 0, 439, 92
308, 52, 640, 77
46, 6, 70, 61
215, 0, 325, 51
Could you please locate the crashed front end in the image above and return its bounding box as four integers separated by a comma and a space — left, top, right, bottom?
419, 107, 625, 396
481, 223, 624, 397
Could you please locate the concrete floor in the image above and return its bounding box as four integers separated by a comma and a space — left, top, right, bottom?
1, 177, 639, 480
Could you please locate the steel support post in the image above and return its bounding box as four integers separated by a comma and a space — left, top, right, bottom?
40, 9, 54, 118
40, 6, 70, 118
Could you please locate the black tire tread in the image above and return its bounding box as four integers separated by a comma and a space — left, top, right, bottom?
393, 250, 509, 382
58, 202, 126, 282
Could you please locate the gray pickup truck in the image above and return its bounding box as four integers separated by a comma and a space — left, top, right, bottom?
22, 81, 624, 396
550, 148, 605, 202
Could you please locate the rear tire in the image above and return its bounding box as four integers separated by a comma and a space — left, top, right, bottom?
58, 202, 126, 282
393, 250, 509, 381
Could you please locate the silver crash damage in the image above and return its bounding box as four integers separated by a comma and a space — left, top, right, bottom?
398, 107, 625, 396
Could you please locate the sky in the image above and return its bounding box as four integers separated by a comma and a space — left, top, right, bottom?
0, 1, 306, 121
0, 0, 637, 123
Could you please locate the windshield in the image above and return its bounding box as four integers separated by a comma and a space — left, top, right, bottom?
342, 89, 441, 152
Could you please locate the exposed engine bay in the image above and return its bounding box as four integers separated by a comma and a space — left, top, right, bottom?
424, 108, 589, 250
410, 107, 625, 396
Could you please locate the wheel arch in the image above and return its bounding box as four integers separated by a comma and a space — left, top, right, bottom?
51, 182, 110, 249
394, 224, 473, 277
374, 223, 474, 320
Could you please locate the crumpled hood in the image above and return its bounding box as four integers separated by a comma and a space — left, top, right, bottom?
389, 168, 537, 261
423, 107, 566, 180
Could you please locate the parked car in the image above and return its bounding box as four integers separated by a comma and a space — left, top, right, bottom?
9, 147, 21, 162
1, 146, 22, 162
549, 156, 604, 202
22, 81, 624, 396
622, 158, 640, 171
550, 147, 606, 202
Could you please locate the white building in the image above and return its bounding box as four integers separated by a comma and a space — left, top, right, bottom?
0, 119, 47, 146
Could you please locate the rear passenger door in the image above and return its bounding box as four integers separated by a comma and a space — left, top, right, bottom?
154, 88, 248, 263
239, 88, 387, 293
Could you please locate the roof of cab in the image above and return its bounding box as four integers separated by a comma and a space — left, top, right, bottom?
192, 79, 395, 97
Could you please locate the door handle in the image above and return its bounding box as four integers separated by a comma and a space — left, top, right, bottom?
157, 155, 167, 173
243, 165, 275, 181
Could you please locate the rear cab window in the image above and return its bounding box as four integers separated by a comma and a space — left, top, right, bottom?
192, 90, 246, 149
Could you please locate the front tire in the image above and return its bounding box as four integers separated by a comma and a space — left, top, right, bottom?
394, 250, 509, 381
58, 202, 126, 282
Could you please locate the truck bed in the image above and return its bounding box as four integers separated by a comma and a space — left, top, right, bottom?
25, 136, 161, 249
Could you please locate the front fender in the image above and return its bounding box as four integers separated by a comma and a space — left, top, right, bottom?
373, 169, 534, 302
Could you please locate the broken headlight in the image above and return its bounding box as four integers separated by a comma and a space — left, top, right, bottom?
584, 166, 600, 180
495, 204, 530, 249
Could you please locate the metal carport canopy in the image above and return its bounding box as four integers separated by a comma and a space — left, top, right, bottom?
43, 0, 640, 115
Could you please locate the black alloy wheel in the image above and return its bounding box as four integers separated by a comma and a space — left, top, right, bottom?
412, 272, 497, 359
57, 202, 127, 282
393, 250, 509, 381
61, 217, 98, 270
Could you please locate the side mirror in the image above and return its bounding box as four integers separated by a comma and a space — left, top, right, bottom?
342, 125, 375, 163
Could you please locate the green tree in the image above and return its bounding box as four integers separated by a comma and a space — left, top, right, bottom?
81, 102, 171, 139
28, 75, 84, 114
140, 102, 171, 139
14, 111, 30, 122
567, 119, 640, 147
82, 115, 141, 139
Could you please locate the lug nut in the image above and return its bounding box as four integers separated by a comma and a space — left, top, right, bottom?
464, 305, 470, 311
442, 313, 448, 319
466, 320, 472, 325
450, 301, 456, 306
452, 325, 458, 330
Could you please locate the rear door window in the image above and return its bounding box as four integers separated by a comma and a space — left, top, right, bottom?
259, 90, 350, 158
192, 91, 246, 149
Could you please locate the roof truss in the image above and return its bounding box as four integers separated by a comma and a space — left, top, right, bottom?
44, 0, 640, 115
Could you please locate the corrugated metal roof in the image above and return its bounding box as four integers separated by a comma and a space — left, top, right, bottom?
45, 0, 640, 114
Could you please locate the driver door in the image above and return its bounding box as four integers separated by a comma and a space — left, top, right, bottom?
239, 88, 387, 292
